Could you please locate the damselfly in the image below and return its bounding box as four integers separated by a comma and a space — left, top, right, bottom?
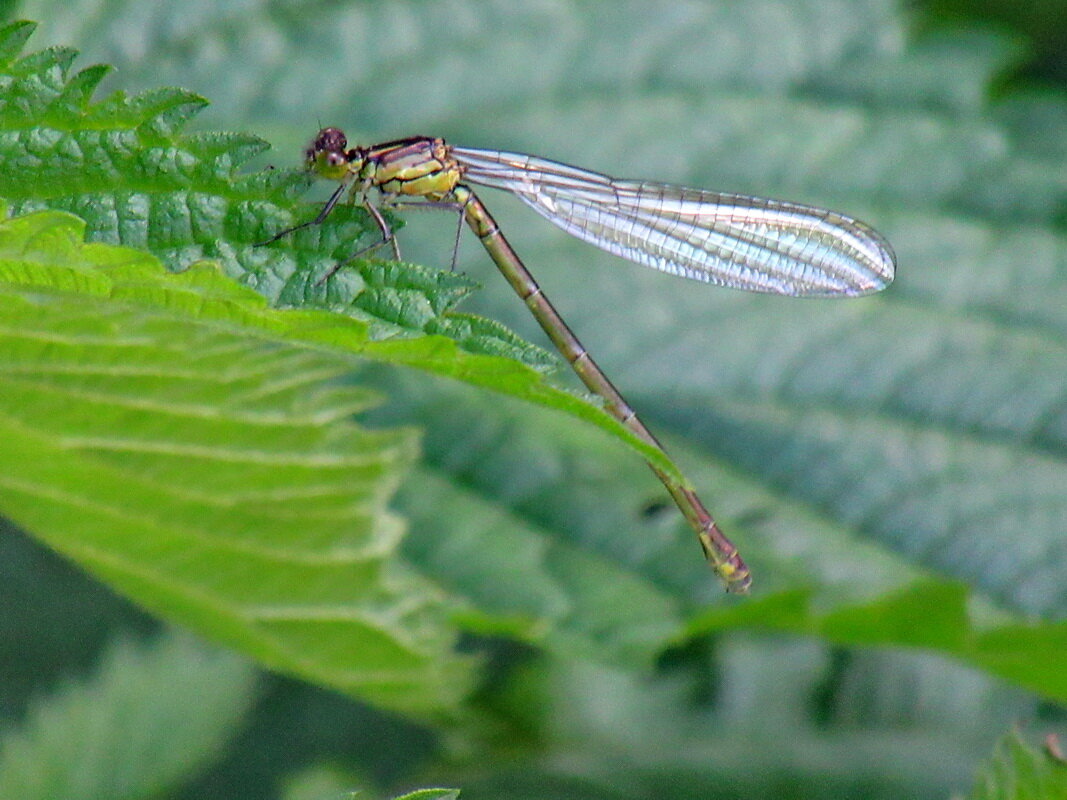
265, 128, 896, 593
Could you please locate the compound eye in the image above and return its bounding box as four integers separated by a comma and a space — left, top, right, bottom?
315, 127, 348, 154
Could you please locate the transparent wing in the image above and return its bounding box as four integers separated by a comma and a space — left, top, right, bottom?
452, 147, 895, 297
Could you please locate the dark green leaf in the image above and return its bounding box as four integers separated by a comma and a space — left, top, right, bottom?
0, 632, 256, 800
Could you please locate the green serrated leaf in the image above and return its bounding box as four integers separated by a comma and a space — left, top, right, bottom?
54, 62, 110, 110
0, 632, 257, 800
0, 20, 670, 483
0, 201, 696, 715
131, 87, 208, 138
13, 43, 76, 77
0, 208, 476, 715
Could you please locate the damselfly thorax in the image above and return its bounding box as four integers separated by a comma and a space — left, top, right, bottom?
351, 136, 463, 200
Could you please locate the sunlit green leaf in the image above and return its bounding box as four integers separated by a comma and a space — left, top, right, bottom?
0, 207, 472, 715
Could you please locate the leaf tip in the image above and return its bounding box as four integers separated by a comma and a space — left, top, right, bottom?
0, 19, 38, 65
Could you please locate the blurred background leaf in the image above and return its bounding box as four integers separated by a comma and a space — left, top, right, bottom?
964, 730, 1067, 799
921, 0, 1067, 91
1, 0, 1065, 798
0, 631, 257, 800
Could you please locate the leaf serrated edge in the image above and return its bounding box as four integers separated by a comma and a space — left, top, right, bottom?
11, 44, 77, 77
131, 87, 209, 138
184, 131, 272, 166
56, 64, 112, 111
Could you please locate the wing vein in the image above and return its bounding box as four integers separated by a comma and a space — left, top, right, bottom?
453, 146, 895, 297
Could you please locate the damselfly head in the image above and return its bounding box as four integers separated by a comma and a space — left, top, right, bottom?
305, 127, 355, 181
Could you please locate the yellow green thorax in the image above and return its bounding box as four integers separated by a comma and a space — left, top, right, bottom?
306, 128, 461, 201
362, 137, 461, 200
